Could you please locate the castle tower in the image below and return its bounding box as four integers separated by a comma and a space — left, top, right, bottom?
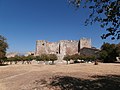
80, 38, 91, 49
59, 40, 66, 56
35, 40, 48, 55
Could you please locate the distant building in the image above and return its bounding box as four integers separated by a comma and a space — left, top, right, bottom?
6, 52, 19, 58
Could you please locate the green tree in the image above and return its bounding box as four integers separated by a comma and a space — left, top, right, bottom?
12, 55, 19, 64
7, 57, 14, 64
63, 55, 72, 64
49, 54, 58, 65
40, 54, 49, 62
86, 55, 96, 62
100, 43, 117, 63
35, 56, 42, 64
99, 50, 108, 62
21, 55, 26, 64
1, 57, 7, 64
69, 0, 120, 40
0, 35, 8, 64
25, 55, 34, 64
71, 54, 80, 60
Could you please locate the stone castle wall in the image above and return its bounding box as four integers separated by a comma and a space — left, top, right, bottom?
80, 38, 91, 49
36, 40, 59, 55
59, 40, 78, 55
35, 38, 91, 59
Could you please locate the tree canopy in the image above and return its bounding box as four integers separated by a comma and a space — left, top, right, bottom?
99, 43, 120, 63
69, 0, 120, 40
0, 35, 8, 59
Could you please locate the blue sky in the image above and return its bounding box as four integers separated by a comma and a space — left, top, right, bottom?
0, 0, 119, 53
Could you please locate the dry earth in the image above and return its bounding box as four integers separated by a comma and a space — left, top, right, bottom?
0, 63, 120, 90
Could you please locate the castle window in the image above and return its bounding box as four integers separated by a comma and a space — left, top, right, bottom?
31, 53, 34, 55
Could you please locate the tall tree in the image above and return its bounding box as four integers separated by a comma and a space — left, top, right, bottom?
100, 42, 119, 63
69, 0, 120, 40
0, 35, 8, 64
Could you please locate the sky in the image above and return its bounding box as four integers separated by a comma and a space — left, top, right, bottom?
0, 0, 119, 53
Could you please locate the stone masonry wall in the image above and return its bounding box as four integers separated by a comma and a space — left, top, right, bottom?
35, 38, 91, 59
35, 40, 59, 55
80, 38, 91, 49
47, 42, 59, 54
59, 40, 78, 55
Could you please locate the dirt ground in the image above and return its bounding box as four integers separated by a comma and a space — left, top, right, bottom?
0, 63, 120, 90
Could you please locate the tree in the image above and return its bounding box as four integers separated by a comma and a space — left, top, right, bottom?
1, 57, 7, 64
99, 50, 108, 62
99, 43, 119, 63
0, 35, 8, 64
7, 57, 14, 64
71, 54, 80, 60
40, 54, 49, 62
49, 54, 58, 65
21, 55, 26, 64
63, 55, 72, 64
12, 55, 19, 64
35, 56, 42, 64
69, 0, 120, 40
71, 54, 81, 63
25, 55, 35, 64
115, 43, 120, 56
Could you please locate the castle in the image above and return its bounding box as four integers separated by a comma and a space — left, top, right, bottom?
35, 38, 92, 59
